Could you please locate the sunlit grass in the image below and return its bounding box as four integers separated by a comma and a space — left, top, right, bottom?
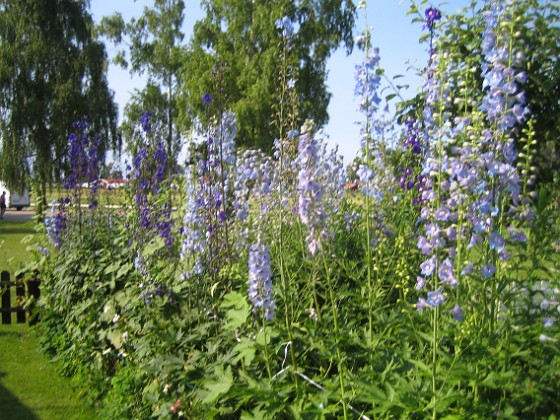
0, 324, 98, 420
0, 218, 98, 419
0, 220, 36, 273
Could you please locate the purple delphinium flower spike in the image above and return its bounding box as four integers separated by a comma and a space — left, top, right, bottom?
248, 242, 275, 321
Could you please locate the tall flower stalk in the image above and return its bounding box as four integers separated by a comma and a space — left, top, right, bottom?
129, 112, 171, 258
180, 72, 237, 282
354, 0, 384, 356
272, 13, 300, 390
477, 0, 528, 336
61, 116, 101, 243
413, 5, 448, 414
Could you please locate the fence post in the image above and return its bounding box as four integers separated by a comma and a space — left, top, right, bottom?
16, 272, 26, 324
1, 271, 11, 324
1, 271, 40, 325
27, 277, 41, 326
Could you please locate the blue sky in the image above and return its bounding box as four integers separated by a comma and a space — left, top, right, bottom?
90, 0, 471, 165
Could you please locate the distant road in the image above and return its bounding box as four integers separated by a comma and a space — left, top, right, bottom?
1, 209, 36, 223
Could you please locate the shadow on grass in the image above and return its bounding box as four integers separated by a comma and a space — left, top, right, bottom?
0, 330, 24, 338
0, 372, 39, 420
0, 223, 36, 236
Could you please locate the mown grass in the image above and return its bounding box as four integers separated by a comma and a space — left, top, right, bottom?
0, 217, 98, 419
0, 219, 36, 273
0, 325, 98, 420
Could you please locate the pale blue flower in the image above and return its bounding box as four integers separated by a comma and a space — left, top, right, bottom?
248, 243, 275, 320
420, 255, 437, 276
488, 231, 505, 250
482, 263, 496, 278
427, 290, 445, 307
438, 258, 457, 287
451, 304, 464, 321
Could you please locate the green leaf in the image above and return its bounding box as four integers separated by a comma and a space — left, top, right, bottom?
201, 365, 233, 403
408, 358, 430, 373
144, 237, 164, 257
108, 330, 123, 349
221, 291, 251, 331
221, 291, 245, 308
240, 408, 267, 420
232, 338, 256, 366
416, 331, 435, 343
116, 262, 133, 279
481, 371, 503, 388
104, 262, 120, 274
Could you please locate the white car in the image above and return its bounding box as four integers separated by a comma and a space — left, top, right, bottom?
0, 181, 31, 211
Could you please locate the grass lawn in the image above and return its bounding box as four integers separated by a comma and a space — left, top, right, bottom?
0, 324, 98, 420
0, 218, 99, 419
0, 219, 36, 273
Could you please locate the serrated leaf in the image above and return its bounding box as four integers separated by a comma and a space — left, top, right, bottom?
232, 338, 256, 366
221, 292, 251, 331
201, 366, 233, 403
225, 305, 250, 330
240, 408, 267, 420
481, 371, 500, 388
416, 330, 435, 343
256, 329, 273, 346
408, 358, 430, 373
144, 237, 164, 257
221, 291, 245, 308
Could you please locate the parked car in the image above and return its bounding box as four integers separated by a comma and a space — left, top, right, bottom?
0, 181, 31, 210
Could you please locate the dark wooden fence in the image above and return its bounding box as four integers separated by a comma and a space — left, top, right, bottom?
0, 271, 40, 325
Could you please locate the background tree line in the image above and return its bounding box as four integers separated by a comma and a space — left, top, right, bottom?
1, 0, 558, 201
0, 0, 356, 199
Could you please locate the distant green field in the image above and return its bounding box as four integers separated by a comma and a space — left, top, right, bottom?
43, 186, 126, 208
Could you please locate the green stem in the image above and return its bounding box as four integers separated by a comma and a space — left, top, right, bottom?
262, 318, 272, 379
322, 252, 347, 419
276, 35, 299, 391
278, 227, 298, 389
362, 10, 375, 353
432, 305, 439, 420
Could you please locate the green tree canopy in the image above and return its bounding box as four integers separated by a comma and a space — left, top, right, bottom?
98, 0, 185, 170
179, 0, 356, 152
0, 0, 118, 196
